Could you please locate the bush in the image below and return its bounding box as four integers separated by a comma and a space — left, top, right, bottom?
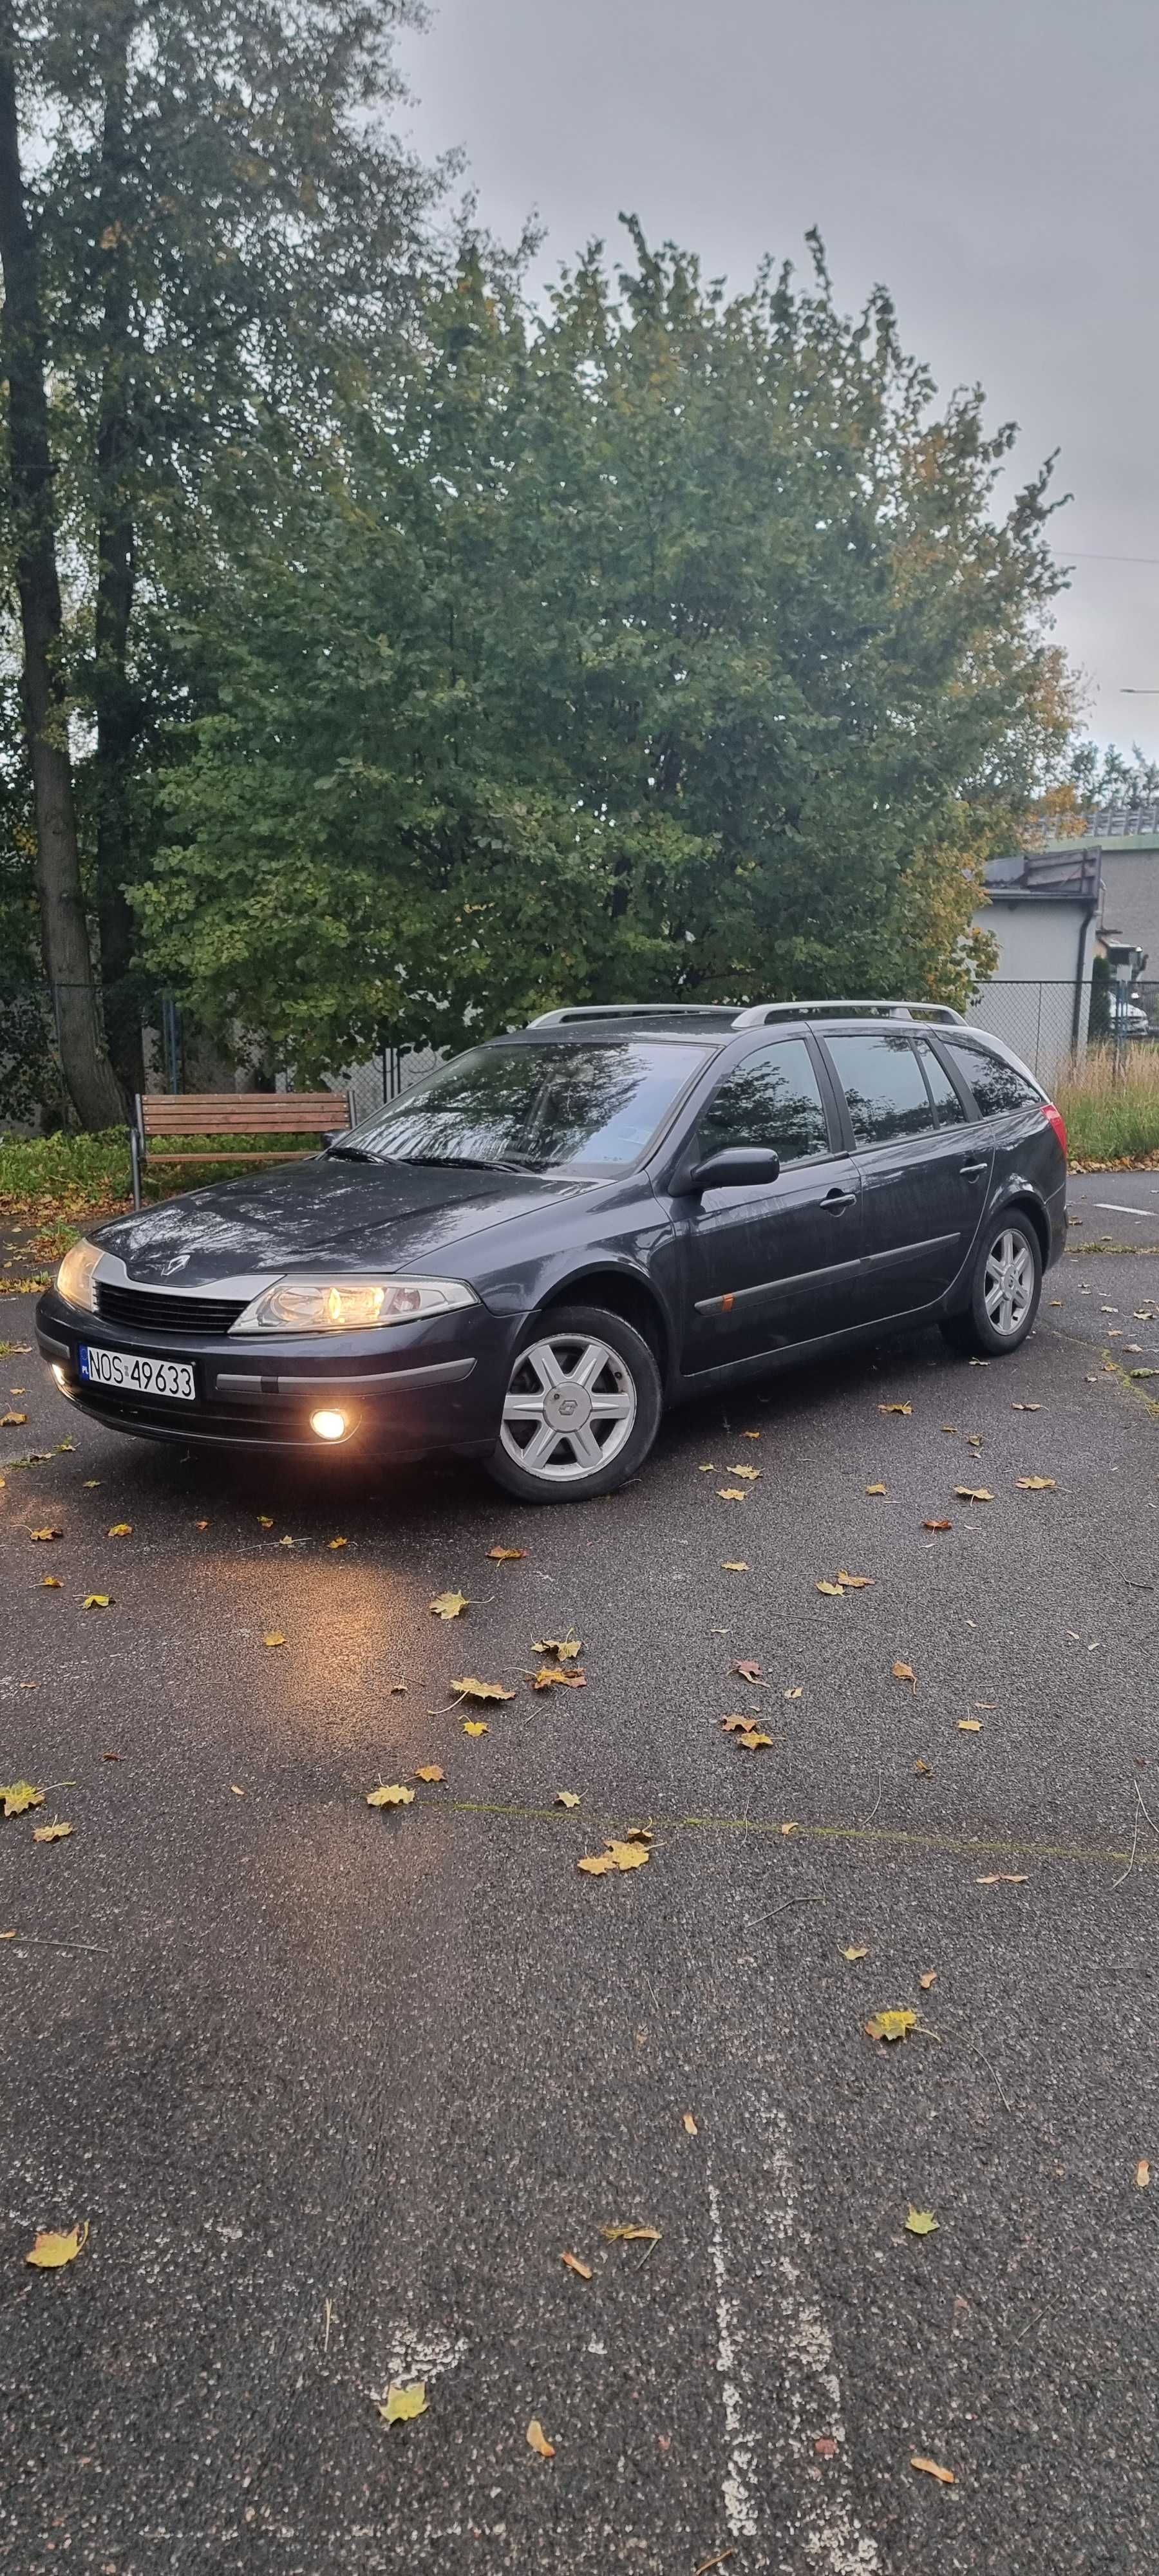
0, 1126, 327, 1242
1056, 1048, 1159, 1166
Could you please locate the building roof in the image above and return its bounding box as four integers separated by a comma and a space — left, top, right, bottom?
984, 849, 1101, 904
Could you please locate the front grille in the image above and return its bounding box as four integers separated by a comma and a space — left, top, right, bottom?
96, 1282, 249, 1338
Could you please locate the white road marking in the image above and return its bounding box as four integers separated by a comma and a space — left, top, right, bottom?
707, 2170, 760, 2537
1094, 1201, 1158, 1218
708, 2112, 880, 2572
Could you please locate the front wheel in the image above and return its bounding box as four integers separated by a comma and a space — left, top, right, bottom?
940, 1216, 1042, 1357
485, 1303, 663, 1502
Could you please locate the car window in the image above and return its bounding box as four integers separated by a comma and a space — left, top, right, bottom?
825, 1032, 936, 1147
916, 1039, 966, 1126
695, 1037, 830, 1166
941, 1039, 1041, 1118
341, 1038, 713, 1173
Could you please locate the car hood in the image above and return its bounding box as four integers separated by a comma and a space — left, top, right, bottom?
93, 1157, 589, 1287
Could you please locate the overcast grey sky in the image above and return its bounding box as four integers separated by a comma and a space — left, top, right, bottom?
399, 0, 1159, 769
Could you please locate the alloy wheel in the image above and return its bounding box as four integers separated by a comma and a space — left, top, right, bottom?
500, 1332, 638, 1482
983, 1229, 1035, 1337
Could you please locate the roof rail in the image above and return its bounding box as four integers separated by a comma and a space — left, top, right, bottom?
527, 1003, 737, 1027
731, 999, 965, 1028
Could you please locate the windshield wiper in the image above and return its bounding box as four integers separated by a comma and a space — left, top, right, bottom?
399, 1153, 535, 1174
326, 1143, 385, 1163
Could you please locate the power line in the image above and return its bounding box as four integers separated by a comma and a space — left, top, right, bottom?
1055, 550, 1159, 568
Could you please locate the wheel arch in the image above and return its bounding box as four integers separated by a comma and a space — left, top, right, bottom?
536, 1267, 674, 1389
993, 1191, 1050, 1267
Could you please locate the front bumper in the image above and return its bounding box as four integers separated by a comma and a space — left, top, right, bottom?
35, 1291, 518, 1457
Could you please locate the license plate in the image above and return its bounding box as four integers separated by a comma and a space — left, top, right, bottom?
79, 1347, 196, 1403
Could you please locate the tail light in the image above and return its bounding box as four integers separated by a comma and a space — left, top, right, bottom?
1041, 1101, 1068, 1157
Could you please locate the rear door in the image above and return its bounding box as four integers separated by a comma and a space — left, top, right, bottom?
818, 1028, 992, 1320
672, 1034, 865, 1373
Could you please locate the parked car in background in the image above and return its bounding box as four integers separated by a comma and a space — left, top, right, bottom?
37, 1000, 1068, 1501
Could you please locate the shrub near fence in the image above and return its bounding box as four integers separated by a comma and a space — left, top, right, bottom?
1055, 1048, 1159, 1166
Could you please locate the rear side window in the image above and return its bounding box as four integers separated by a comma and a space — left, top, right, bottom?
916, 1040, 966, 1126
824, 1032, 936, 1148
941, 1039, 1041, 1119
696, 1037, 830, 1166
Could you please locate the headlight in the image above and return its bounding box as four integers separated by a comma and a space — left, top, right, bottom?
229, 1276, 478, 1334
56, 1238, 102, 1314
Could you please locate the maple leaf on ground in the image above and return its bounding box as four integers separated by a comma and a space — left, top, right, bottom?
816, 1579, 844, 1596
905, 2206, 939, 2236
954, 1486, 994, 1502
26, 2221, 88, 2269
32, 1821, 73, 1842
736, 1728, 773, 1750
106, 1524, 133, 1538
841, 1945, 869, 1962
726, 1464, 760, 1481
865, 2008, 918, 2043
892, 1660, 917, 1690
717, 1487, 747, 1502
836, 1571, 872, 1589
82, 1594, 112, 1609
878, 1402, 912, 1416
2, 1781, 44, 1817
414, 1766, 445, 1784
488, 1546, 526, 1560
532, 1636, 582, 1660
531, 1664, 587, 1690
1016, 1476, 1057, 1491
377, 2382, 428, 2426
463, 1719, 489, 1738
731, 1659, 765, 1683
429, 1591, 469, 1619
865, 1482, 888, 1495
451, 1676, 516, 1702
554, 1789, 581, 1808
366, 1784, 415, 1808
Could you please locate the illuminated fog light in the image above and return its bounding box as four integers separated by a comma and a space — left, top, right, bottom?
310, 1408, 347, 1442
52, 1361, 67, 1388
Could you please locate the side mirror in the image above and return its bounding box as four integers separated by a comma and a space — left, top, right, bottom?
679, 1146, 781, 1195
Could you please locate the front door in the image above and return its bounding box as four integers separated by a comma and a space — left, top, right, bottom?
819, 1030, 992, 1320
672, 1035, 865, 1374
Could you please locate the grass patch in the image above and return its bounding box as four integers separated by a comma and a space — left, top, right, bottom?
0, 1126, 328, 1256
1056, 1048, 1159, 1167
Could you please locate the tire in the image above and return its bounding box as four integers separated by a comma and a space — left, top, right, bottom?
940, 1213, 1042, 1358
485, 1303, 663, 1502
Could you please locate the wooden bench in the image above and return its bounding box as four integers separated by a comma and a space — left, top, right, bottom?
130, 1090, 353, 1208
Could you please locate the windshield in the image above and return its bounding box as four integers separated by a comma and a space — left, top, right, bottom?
336, 1039, 712, 1175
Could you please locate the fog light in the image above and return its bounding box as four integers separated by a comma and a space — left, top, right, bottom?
310, 1407, 347, 1442
51, 1361, 67, 1388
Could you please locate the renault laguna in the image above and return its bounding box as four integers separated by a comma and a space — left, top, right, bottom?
36, 1001, 1067, 1502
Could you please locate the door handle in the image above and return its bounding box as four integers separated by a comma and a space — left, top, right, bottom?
959, 1160, 986, 1181
822, 1188, 857, 1211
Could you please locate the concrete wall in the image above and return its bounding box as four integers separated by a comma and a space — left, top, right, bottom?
967, 897, 1095, 1084
1097, 848, 1159, 972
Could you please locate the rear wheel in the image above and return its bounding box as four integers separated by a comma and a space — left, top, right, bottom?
941, 1216, 1042, 1357
486, 1303, 663, 1502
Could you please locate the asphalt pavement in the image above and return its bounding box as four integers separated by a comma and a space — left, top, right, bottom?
3, 1213, 1159, 2575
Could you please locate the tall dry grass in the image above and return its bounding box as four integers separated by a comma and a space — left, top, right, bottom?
1056, 1046, 1159, 1165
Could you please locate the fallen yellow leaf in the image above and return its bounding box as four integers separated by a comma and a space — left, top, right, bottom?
526, 2418, 555, 2459
488, 1546, 526, 1561
261, 1631, 285, 1648
378, 2381, 428, 2426
2, 1781, 44, 1817
26, 2221, 88, 2269
602, 2222, 661, 2244
910, 2456, 954, 2485
366, 1784, 415, 1808
892, 1660, 917, 1690
555, 1790, 581, 1808
577, 1852, 613, 1874
842, 1945, 869, 1962
279, 1535, 295, 1548
957, 1719, 983, 1732
41, 1576, 62, 1588
604, 1839, 650, 1870
865, 1482, 888, 1495
683, 2111, 699, 2136
736, 1728, 773, 1750
742, 1428, 760, 1438
731, 1658, 765, 1683
561, 2250, 592, 2279
954, 1486, 994, 1502
975, 1872, 1028, 1885
33, 1821, 73, 1842
451, 1676, 516, 1702
532, 1636, 583, 1660
717, 1488, 747, 1502
31, 1528, 62, 1542
257, 1515, 274, 1528
879, 1401, 912, 1416
865, 2008, 918, 2044
919, 1970, 938, 1991
106, 1523, 133, 1538
697, 1462, 717, 1471
230, 1785, 245, 1797
1136, 2159, 1151, 2189
414, 1765, 445, 1783
836, 1571, 872, 1589
905, 2206, 939, 2237
328, 1536, 348, 1549
721, 1560, 749, 1572
816, 1579, 844, 1596
780, 1821, 798, 1835
1, 1410, 28, 1426
82, 1594, 112, 1609
429, 1591, 469, 1619
720, 1714, 757, 1733
726, 1464, 760, 1481
1015, 1475, 1056, 1490
531, 1664, 587, 1690
914, 1757, 933, 1776
784, 1685, 803, 1700
463, 1719, 489, 1738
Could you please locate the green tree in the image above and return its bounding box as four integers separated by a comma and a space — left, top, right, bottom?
0, 0, 438, 1119
138, 227, 1073, 1064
